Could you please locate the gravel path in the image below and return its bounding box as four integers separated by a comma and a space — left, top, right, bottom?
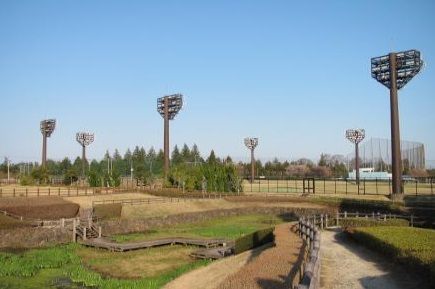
163, 223, 303, 289
217, 223, 303, 289
320, 229, 429, 289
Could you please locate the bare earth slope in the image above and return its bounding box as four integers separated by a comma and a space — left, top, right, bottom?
321, 229, 430, 289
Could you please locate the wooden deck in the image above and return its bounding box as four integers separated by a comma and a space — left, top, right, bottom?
81, 237, 231, 254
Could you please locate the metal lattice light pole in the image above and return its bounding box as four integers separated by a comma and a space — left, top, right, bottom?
76, 132, 95, 176
244, 137, 258, 183
157, 94, 183, 178
371, 50, 424, 198
40, 119, 56, 167
346, 129, 365, 186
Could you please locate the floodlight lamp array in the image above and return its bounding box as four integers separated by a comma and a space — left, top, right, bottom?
346, 129, 365, 144
157, 94, 183, 120
76, 132, 95, 147
371, 49, 423, 90
40, 119, 56, 137
244, 137, 259, 150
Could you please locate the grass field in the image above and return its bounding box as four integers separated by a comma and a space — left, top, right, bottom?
347, 226, 435, 286
242, 179, 434, 195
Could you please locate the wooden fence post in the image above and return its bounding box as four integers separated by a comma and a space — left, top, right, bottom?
73, 219, 77, 243
83, 227, 87, 240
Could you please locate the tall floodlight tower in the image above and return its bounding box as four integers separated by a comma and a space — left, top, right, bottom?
40, 119, 56, 166
157, 94, 183, 178
76, 132, 94, 175
244, 138, 259, 183
371, 50, 424, 198
346, 129, 365, 186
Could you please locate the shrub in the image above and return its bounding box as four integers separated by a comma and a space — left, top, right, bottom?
234, 227, 274, 254
338, 217, 408, 228
347, 226, 435, 286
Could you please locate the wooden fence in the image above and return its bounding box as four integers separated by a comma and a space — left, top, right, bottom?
92, 195, 222, 207
0, 186, 132, 198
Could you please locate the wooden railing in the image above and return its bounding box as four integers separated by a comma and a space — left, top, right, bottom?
296, 215, 327, 289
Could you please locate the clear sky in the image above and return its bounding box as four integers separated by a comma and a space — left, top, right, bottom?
1, 0, 434, 164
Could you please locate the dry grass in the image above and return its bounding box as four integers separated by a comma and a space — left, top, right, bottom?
77, 245, 197, 279
243, 179, 434, 195
63, 192, 158, 209
120, 198, 327, 219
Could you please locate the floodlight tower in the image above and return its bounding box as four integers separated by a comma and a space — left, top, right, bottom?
346, 129, 365, 186
40, 119, 56, 167
244, 137, 259, 183
157, 94, 183, 178
76, 132, 95, 175
371, 50, 424, 198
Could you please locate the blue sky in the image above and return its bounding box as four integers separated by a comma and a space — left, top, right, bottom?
1, 0, 434, 163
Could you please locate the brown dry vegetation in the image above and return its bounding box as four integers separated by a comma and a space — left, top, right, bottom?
216, 223, 304, 289
63, 192, 158, 209
121, 198, 327, 219
0, 197, 79, 219
0, 214, 32, 230
0, 227, 70, 248
77, 245, 197, 279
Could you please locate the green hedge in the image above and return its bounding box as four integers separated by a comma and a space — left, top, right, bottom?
234, 227, 274, 254
339, 217, 409, 228
347, 226, 435, 286
338, 199, 403, 214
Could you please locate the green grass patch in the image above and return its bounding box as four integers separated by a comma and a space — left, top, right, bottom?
347, 226, 435, 286
338, 217, 409, 228
0, 244, 211, 289
113, 214, 283, 243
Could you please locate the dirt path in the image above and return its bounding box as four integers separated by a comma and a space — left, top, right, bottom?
164, 223, 303, 289
321, 229, 429, 289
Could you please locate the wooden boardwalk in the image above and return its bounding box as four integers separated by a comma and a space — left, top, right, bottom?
81, 237, 232, 256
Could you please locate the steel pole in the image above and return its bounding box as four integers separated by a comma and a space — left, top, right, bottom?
82, 145, 86, 176
389, 53, 403, 197
42, 133, 47, 166
250, 149, 255, 183
164, 96, 170, 178
355, 142, 360, 185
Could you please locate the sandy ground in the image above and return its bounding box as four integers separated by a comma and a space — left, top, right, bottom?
320, 229, 430, 289
162, 244, 270, 289
164, 223, 303, 289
